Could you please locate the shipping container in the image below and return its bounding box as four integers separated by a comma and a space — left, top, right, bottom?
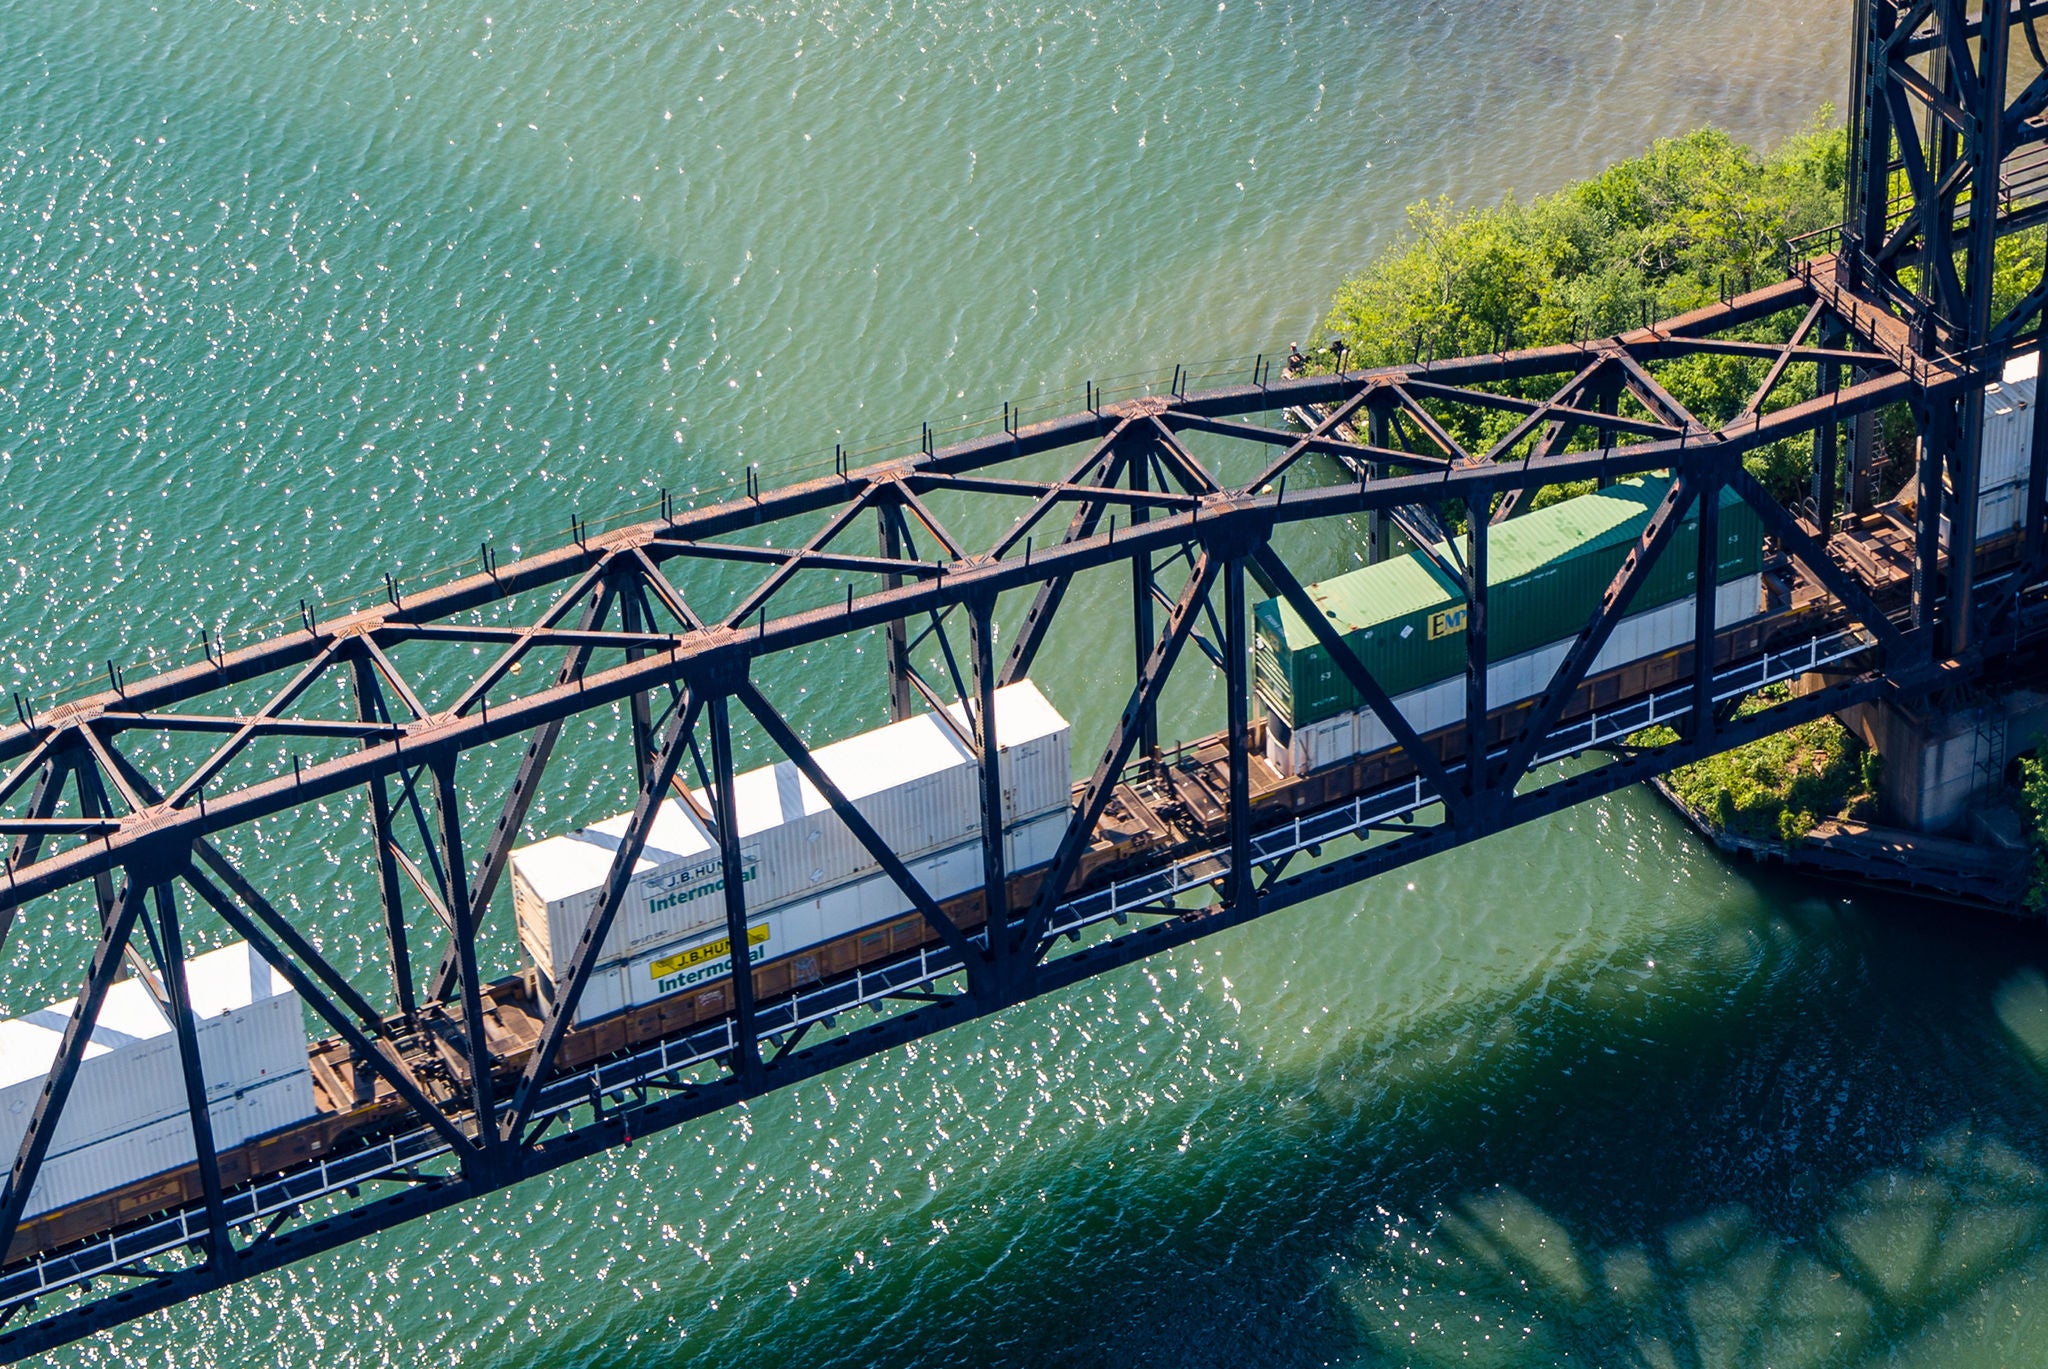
1254, 476, 1764, 729
0, 941, 312, 1164
1980, 350, 2038, 493
1939, 349, 2037, 547
1266, 574, 1762, 773
513, 681, 1072, 984
556, 808, 1071, 1024
19, 1072, 314, 1220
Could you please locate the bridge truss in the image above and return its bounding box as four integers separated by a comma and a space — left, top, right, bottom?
0, 0, 2046, 1356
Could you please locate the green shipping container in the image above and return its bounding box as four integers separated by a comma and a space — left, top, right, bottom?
1254, 476, 1763, 728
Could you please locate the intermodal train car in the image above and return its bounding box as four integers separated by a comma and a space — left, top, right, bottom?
1254, 475, 1767, 777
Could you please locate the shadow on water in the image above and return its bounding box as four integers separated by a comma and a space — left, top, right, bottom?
489, 876, 2048, 1369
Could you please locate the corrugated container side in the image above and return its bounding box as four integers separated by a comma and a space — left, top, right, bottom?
1981, 351, 2037, 491
1259, 480, 1763, 729
568, 810, 1074, 1026
943, 681, 1075, 822
516, 683, 1073, 983
192, 983, 312, 1095
1291, 574, 1762, 773
19, 1071, 315, 1219
0, 941, 310, 1162
1004, 810, 1068, 871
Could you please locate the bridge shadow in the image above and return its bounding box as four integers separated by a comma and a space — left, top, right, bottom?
467, 884, 2048, 1369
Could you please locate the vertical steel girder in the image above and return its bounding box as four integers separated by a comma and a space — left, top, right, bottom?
1691, 474, 1723, 745
352, 653, 418, 1021
1462, 501, 1491, 809
969, 596, 1011, 999
1222, 559, 1255, 913
706, 695, 763, 1088
149, 882, 231, 1267
431, 759, 498, 1157
880, 507, 917, 723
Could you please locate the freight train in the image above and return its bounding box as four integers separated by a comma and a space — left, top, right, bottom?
8, 392, 2036, 1268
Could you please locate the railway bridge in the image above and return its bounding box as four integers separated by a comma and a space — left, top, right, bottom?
1, 0, 2046, 1356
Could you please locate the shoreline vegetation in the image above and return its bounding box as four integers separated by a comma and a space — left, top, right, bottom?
1299, 113, 2045, 908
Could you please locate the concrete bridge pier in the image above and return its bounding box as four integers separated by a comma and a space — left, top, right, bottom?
1840, 687, 2048, 837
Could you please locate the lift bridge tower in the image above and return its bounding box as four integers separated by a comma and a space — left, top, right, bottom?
0, 0, 2042, 1359
1841, 0, 2048, 645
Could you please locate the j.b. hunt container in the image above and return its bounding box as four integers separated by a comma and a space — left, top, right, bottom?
559, 807, 1070, 1024
511, 681, 1073, 992
0, 940, 317, 1218
1254, 476, 1766, 776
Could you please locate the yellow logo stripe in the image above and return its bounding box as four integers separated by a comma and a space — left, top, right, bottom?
649, 923, 770, 980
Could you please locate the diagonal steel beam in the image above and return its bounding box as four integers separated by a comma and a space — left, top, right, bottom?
1146, 417, 1225, 495
0, 877, 145, 1257
502, 696, 701, 1145
180, 865, 476, 1157
1019, 551, 1220, 960
1489, 473, 1699, 792
1728, 466, 1910, 659
1245, 385, 1377, 490
447, 553, 619, 717
1740, 300, 1829, 419
989, 420, 1134, 559
1388, 384, 1472, 463
996, 442, 1136, 682
1249, 545, 1465, 816
165, 639, 345, 808
359, 636, 431, 723
735, 680, 987, 977
429, 580, 621, 1003
722, 485, 876, 628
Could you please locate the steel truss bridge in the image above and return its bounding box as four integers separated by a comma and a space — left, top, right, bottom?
2, 0, 2048, 1357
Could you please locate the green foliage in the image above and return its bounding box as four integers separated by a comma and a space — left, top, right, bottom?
2020, 751, 2048, 915
1319, 117, 1846, 363
1311, 116, 1850, 504
1639, 688, 1874, 844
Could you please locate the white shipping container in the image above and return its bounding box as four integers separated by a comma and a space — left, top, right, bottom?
1272, 575, 1762, 775
19, 1071, 315, 1220
512, 799, 726, 983
562, 809, 1072, 1025
0, 941, 310, 1164
513, 682, 1071, 984
1941, 481, 2029, 547
1980, 351, 2039, 493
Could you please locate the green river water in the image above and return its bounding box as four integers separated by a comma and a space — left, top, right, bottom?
10, 1, 2048, 1365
